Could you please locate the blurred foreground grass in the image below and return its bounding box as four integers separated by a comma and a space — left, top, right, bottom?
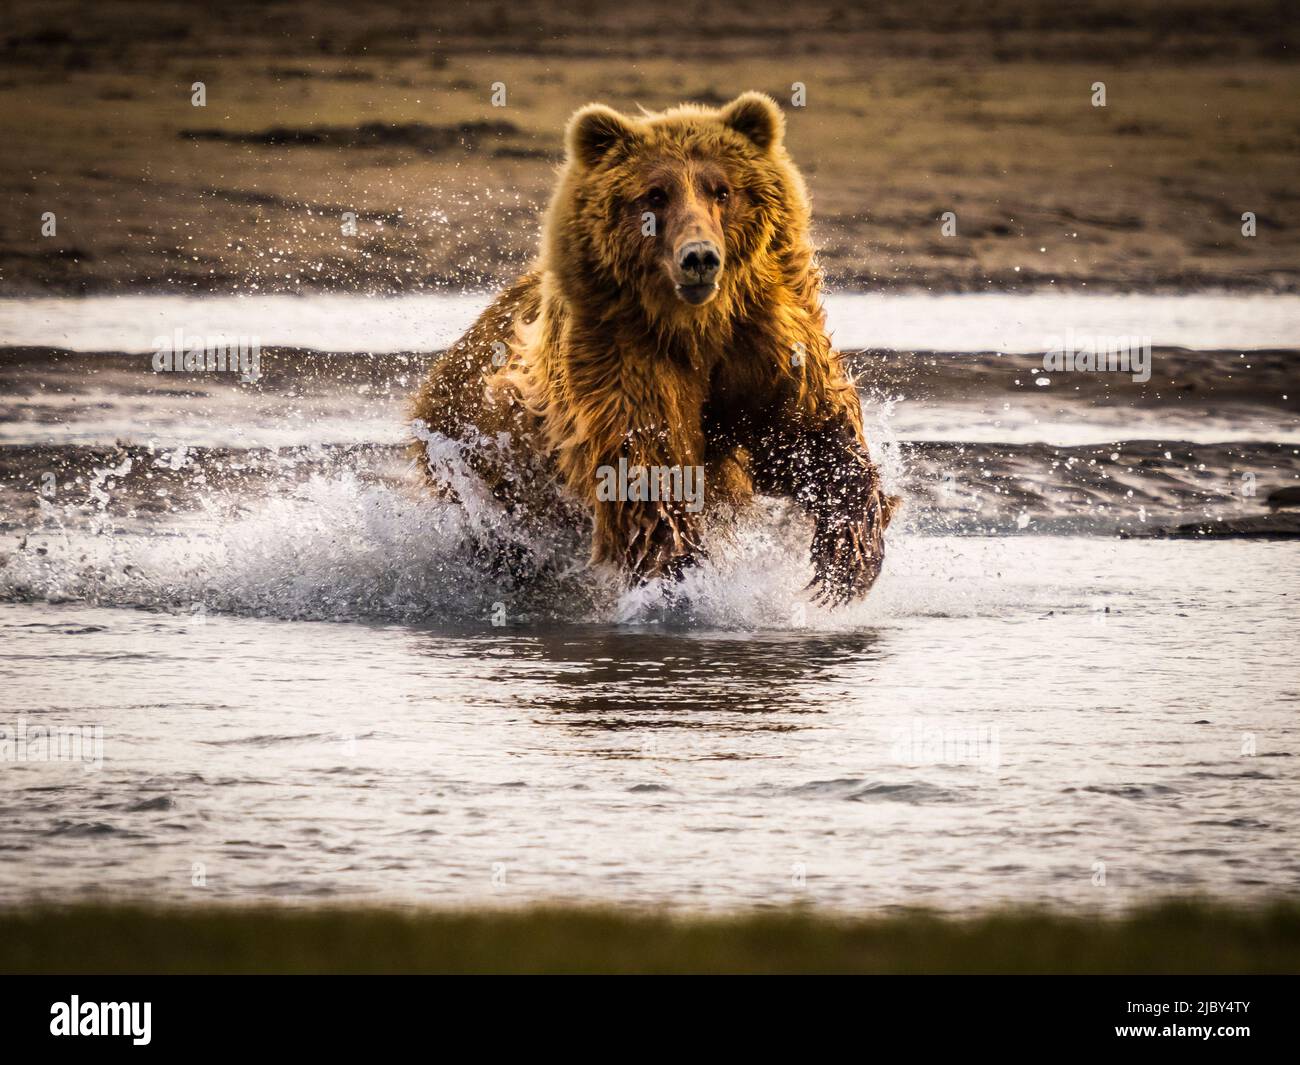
3, 899, 1299, 974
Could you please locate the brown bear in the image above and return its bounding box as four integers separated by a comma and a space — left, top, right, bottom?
409, 91, 897, 604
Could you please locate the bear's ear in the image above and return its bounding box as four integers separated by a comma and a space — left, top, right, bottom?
566, 103, 638, 170
720, 92, 784, 152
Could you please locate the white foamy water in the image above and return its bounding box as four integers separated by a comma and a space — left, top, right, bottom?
2, 291, 1297, 353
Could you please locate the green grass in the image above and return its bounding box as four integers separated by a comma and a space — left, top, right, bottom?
3, 900, 1299, 974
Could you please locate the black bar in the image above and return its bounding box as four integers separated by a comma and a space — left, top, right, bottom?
3, 975, 1294, 1052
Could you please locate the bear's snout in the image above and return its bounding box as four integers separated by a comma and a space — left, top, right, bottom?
672, 240, 722, 304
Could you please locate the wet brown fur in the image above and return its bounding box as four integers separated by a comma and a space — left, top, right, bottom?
409, 92, 897, 603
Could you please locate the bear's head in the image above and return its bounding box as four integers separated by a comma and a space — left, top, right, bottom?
547, 92, 810, 325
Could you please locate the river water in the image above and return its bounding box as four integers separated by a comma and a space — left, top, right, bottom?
1, 293, 1297, 912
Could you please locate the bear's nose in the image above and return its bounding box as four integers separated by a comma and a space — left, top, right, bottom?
676, 240, 722, 283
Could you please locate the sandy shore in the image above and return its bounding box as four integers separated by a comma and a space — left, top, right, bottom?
1, 0, 1297, 294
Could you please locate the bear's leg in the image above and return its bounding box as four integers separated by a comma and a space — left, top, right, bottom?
751, 420, 897, 605
591, 494, 706, 585
560, 377, 710, 587
703, 448, 754, 515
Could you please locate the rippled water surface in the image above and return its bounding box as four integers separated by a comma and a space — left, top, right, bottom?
3, 536, 1297, 912
1, 294, 1297, 912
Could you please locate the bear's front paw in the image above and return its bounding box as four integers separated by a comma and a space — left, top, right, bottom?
619, 507, 704, 584
807, 497, 886, 606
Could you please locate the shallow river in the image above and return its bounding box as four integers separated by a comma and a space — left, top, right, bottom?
1, 293, 1297, 911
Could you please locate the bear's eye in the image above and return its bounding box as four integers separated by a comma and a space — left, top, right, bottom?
645, 187, 668, 209
714, 186, 730, 204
